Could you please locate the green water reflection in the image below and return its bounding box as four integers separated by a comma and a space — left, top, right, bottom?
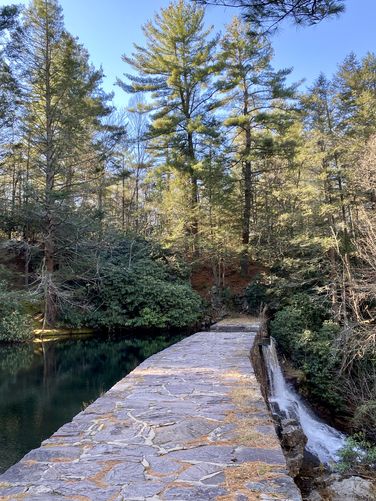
0, 333, 183, 473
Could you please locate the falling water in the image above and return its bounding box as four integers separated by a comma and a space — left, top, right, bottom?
263, 337, 346, 465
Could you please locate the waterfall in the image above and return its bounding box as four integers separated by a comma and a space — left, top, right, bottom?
263, 337, 346, 465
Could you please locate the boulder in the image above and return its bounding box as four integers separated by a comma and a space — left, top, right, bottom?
325, 476, 376, 501
281, 418, 308, 449
279, 418, 307, 477
305, 490, 323, 501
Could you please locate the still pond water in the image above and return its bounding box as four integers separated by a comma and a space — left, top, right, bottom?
0, 333, 183, 473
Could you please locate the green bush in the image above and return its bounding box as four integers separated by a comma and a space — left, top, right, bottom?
0, 281, 33, 342
61, 239, 203, 330
300, 322, 343, 407
286, 293, 329, 331
0, 311, 33, 342
337, 432, 376, 475
90, 271, 202, 330
245, 276, 268, 314
270, 296, 343, 409
269, 304, 306, 355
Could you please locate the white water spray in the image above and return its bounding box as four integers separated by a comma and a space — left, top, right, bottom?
263, 338, 346, 465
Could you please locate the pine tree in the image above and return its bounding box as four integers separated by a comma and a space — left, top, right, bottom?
0, 6, 20, 136
194, 0, 345, 28
0, 5, 22, 234
118, 0, 219, 256
218, 16, 295, 273
14, 0, 114, 326
335, 52, 376, 143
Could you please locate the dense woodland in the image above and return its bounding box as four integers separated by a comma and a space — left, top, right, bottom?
0, 0, 376, 464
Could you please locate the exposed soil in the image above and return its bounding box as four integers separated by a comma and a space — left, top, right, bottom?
0, 245, 27, 289
190, 261, 267, 299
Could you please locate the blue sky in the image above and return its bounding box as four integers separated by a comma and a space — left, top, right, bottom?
1, 0, 375, 107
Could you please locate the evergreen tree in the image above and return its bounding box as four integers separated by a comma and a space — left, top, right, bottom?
0, 5, 20, 136
194, 0, 345, 28
0, 4, 22, 232
13, 0, 115, 325
334, 52, 376, 144
218, 16, 296, 272
118, 0, 219, 256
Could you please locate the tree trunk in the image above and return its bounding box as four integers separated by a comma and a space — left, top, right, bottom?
122, 174, 125, 231
187, 131, 199, 257
43, 164, 57, 326
23, 137, 31, 286
42, 5, 57, 327
191, 174, 199, 256
241, 125, 252, 275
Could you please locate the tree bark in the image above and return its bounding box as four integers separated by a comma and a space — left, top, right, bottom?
241, 124, 252, 275
42, 2, 57, 327
187, 131, 199, 257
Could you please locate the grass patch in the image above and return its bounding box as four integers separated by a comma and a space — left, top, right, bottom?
218, 461, 285, 500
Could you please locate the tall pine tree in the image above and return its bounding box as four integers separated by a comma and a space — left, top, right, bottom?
218, 16, 295, 272
118, 0, 219, 256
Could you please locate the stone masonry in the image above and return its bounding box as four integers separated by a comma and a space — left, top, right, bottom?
0, 321, 302, 500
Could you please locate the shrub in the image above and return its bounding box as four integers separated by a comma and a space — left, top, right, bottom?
0, 311, 33, 342
245, 276, 268, 314
0, 281, 33, 342
300, 322, 343, 407
61, 239, 203, 330
337, 432, 376, 475
269, 303, 307, 356
270, 299, 343, 409
286, 293, 329, 331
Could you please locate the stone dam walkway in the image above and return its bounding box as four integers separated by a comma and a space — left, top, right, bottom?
0, 320, 302, 501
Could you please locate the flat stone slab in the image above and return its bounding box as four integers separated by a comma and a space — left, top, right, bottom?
211, 318, 260, 333
0, 323, 301, 500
